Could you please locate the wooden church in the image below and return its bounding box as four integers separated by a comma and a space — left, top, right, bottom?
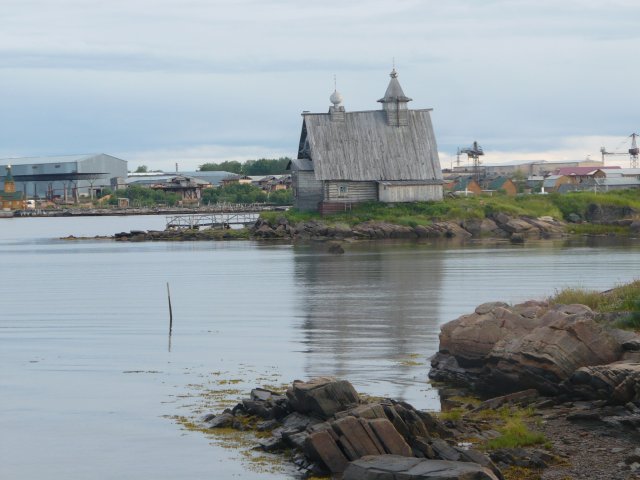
288, 69, 443, 213
1, 165, 25, 210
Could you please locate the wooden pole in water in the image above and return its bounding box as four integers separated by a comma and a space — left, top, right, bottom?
167, 282, 173, 335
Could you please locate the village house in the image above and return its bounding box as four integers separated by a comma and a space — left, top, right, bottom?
485, 176, 517, 196
288, 69, 443, 213
451, 177, 482, 195
149, 175, 210, 202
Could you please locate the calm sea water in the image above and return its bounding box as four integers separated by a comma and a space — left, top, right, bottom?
1, 215, 638, 479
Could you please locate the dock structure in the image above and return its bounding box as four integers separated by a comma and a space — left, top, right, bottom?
165, 212, 260, 230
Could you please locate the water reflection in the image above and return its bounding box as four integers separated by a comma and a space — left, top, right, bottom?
293, 243, 443, 403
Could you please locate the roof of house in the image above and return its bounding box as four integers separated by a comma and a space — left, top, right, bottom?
296, 70, 442, 183
603, 168, 640, 177
554, 166, 620, 176
453, 177, 479, 191
300, 110, 441, 181
586, 177, 640, 187
542, 175, 564, 188
487, 176, 512, 190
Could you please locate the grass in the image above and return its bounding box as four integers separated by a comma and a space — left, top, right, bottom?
549, 280, 640, 315
262, 190, 640, 228
485, 417, 548, 450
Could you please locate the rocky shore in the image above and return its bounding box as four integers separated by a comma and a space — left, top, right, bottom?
252, 213, 569, 243
195, 300, 640, 479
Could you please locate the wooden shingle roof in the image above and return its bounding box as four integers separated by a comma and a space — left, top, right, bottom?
300, 109, 442, 182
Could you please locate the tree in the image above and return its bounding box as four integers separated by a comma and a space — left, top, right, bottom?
243, 157, 291, 175
134, 165, 149, 173
199, 161, 243, 173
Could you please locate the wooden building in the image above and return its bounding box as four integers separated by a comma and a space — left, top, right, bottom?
1, 165, 26, 209
486, 176, 517, 196
289, 69, 443, 212
150, 175, 210, 202
451, 177, 482, 195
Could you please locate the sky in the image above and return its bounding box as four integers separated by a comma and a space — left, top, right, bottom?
0, 0, 638, 171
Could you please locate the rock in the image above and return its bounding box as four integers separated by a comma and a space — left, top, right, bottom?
630, 220, 640, 234
343, 455, 500, 480
286, 377, 360, 419
509, 233, 525, 243
332, 416, 384, 458
430, 438, 460, 461
368, 418, 413, 456
305, 430, 350, 473
585, 204, 636, 224
567, 361, 640, 403
430, 301, 629, 396
328, 242, 345, 254
204, 412, 235, 428
489, 448, 554, 469
567, 213, 582, 223
259, 436, 286, 452
473, 389, 539, 411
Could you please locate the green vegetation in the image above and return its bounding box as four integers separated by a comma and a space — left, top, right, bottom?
201, 184, 292, 205
199, 157, 292, 175
108, 185, 181, 207
134, 165, 149, 173
549, 280, 640, 314
263, 190, 639, 230
486, 417, 548, 449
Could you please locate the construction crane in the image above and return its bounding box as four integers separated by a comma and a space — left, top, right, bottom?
459, 141, 485, 181
600, 133, 639, 168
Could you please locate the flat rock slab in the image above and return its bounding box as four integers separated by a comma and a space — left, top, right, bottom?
344, 455, 500, 480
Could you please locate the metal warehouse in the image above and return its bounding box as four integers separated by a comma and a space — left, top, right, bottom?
0, 154, 128, 200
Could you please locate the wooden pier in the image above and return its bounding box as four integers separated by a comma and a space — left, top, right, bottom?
165, 212, 260, 230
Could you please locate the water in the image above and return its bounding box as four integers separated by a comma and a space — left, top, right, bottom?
1, 216, 639, 479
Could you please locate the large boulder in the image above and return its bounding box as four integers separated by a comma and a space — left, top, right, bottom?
431, 301, 635, 396
344, 455, 500, 480
567, 361, 640, 403
286, 377, 360, 419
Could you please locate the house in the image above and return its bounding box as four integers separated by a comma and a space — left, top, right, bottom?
552, 166, 620, 185
289, 69, 443, 213
1, 165, 26, 209
451, 177, 482, 195
485, 176, 517, 196
149, 175, 210, 202
542, 175, 571, 193
220, 174, 253, 187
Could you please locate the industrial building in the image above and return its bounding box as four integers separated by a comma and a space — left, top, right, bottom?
0, 154, 128, 200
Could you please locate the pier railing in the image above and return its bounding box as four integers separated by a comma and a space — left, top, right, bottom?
165, 212, 260, 230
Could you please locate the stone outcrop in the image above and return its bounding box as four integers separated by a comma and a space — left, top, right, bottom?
430, 301, 640, 398
250, 213, 567, 242
202, 377, 501, 478
343, 455, 500, 480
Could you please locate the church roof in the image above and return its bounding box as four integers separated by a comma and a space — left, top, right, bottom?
299, 109, 442, 181
378, 69, 412, 103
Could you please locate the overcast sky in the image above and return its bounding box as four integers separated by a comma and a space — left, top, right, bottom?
1, 0, 638, 171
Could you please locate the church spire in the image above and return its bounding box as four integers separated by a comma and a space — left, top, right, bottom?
377, 68, 412, 126
3, 164, 16, 193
